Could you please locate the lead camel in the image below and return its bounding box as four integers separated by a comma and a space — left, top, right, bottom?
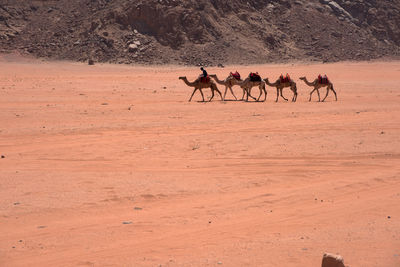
299, 76, 337, 102
178, 76, 223, 102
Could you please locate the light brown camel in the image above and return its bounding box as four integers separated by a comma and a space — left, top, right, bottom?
209, 73, 244, 100
264, 77, 297, 102
299, 76, 337, 102
237, 74, 267, 102
178, 76, 223, 102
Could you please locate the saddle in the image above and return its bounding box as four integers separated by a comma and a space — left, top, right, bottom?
318, 74, 329, 84
231, 71, 241, 80
249, 72, 261, 82
280, 74, 291, 83
200, 76, 210, 83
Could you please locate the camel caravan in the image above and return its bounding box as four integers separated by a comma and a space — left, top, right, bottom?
179, 69, 337, 102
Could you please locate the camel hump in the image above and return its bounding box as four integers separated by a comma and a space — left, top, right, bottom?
249, 72, 261, 82
200, 76, 210, 83
318, 74, 330, 84
232, 71, 241, 80
280, 73, 290, 83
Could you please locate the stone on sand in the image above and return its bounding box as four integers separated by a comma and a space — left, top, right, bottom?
322, 253, 345, 267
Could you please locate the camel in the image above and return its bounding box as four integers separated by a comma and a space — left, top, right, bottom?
209, 73, 244, 100
299, 76, 337, 102
264, 76, 298, 102
237, 73, 267, 102
178, 76, 223, 102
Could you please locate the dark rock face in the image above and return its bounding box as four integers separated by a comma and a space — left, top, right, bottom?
0, 0, 399, 65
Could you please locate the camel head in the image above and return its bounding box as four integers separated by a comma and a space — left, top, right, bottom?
263, 78, 269, 82
299, 77, 306, 80
178, 76, 186, 80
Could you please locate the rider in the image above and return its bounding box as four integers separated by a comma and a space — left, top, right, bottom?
200, 67, 208, 78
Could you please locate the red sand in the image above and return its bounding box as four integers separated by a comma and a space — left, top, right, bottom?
0, 56, 399, 266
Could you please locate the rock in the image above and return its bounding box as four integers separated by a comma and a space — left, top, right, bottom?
122, 221, 133, 224
1, 155, 5, 158
322, 253, 346, 267
217, 63, 225, 68
88, 59, 94, 65
128, 43, 138, 52
368, 8, 378, 16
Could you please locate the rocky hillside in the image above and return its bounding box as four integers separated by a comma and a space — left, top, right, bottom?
1, 0, 399, 65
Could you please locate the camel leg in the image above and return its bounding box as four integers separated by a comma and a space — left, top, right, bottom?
291, 85, 297, 102
223, 86, 228, 101
189, 88, 198, 102
330, 85, 338, 101
280, 88, 288, 101
316, 88, 321, 102
262, 86, 267, 102
210, 84, 222, 102
229, 86, 238, 100
216, 87, 223, 101
322, 87, 330, 102
308, 89, 314, 101
209, 88, 215, 102
199, 88, 205, 102
275, 88, 279, 102
309, 88, 318, 102
247, 87, 257, 101
243, 87, 256, 101
292, 91, 297, 102
256, 86, 263, 101
240, 88, 246, 101
245, 87, 256, 101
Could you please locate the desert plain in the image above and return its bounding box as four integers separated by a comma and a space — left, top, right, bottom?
0, 55, 399, 266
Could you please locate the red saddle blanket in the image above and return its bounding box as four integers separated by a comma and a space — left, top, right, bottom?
200, 76, 210, 83
231, 71, 241, 80
280, 74, 291, 83
318, 75, 329, 84
250, 72, 261, 82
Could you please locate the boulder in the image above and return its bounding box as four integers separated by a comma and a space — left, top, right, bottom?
128, 43, 138, 52
322, 253, 346, 267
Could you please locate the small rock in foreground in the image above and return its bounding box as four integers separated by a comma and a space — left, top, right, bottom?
322, 253, 346, 267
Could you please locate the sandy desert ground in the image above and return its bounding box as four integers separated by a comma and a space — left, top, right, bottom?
0, 55, 399, 266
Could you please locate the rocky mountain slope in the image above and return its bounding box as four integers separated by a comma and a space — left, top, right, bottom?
1, 0, 399, 65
